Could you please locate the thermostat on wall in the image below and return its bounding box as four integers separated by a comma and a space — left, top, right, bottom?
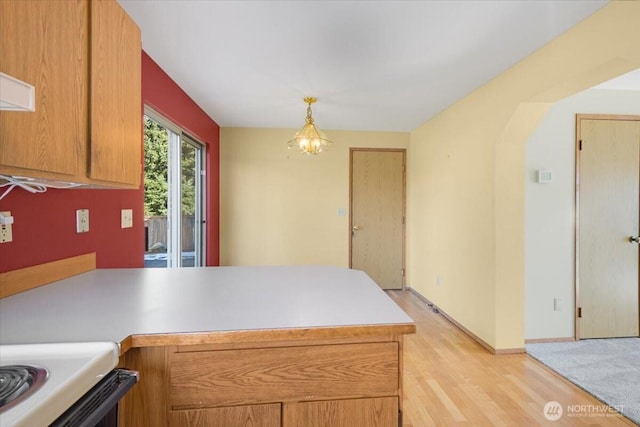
537, 169, 553, 184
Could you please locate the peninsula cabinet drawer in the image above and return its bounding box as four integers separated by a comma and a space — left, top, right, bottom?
169, 404, 281, 427
169, 342, 399, 408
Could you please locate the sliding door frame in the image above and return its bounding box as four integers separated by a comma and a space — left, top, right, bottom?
144, 106, 206, 267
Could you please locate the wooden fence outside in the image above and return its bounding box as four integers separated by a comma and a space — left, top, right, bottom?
145, 215, 195, 252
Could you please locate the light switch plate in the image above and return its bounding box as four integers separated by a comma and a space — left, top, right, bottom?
121, 209, 133, 228
76, 209, 89, 233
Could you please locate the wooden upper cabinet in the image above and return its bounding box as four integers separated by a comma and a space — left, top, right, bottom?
90, 0, 141, 187
0, 0, 141, 188
0, 0, 88, 178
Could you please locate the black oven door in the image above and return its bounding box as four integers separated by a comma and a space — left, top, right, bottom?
49, 369, 138, 427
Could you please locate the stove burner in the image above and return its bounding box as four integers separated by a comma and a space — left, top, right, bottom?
0, 365, 48, 413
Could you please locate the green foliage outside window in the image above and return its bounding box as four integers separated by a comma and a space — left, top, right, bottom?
144, 117, 198, 217
144, 117, 169, 217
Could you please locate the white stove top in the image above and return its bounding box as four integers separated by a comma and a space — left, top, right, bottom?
0, 342, 119, 427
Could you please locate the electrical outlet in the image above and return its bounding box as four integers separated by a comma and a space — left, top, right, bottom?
0, 211, 12, 243
121, 209, 133, 228
553, 298, 561, 312
436, 274, 441, 287
76, 209, 89, 233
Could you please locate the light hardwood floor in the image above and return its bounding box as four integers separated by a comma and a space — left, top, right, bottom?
387, 290, 636, 427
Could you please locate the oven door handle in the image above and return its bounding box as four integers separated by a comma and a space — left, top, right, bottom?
50, 369, 139, 427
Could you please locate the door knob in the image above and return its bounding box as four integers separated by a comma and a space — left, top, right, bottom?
352, 225, 361, 231
629, 236, 640, 244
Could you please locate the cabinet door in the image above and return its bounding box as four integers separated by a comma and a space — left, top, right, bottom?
90, 0, 141, 187
283, 397, 398, 427
0, 0, 88, 179
169, 404, 281, 427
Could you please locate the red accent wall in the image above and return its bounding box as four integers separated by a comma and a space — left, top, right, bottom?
0, 51, 220, 273
0, 187, 144, 271
141, 51, 220, 267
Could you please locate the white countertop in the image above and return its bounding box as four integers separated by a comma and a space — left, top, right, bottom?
0, 266, 414, 346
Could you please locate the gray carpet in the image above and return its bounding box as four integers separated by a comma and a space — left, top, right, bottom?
526, 338, 640, 425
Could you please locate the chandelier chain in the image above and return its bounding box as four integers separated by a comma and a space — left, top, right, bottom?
305, 102, 314, 125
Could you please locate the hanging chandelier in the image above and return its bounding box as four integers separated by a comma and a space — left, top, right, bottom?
288, 97, 332, 155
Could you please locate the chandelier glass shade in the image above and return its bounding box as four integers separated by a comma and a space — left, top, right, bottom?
288, 97, 332, 155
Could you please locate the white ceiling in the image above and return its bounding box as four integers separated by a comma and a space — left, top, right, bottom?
118, 0, 615, 132
593, 68, 640, 91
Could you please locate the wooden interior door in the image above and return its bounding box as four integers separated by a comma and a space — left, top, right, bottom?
350, 149, 405, 290
577, 115, 640, 338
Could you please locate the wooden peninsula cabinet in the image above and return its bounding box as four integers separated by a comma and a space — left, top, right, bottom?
121, 336, 405, 427
0, 0, 141, 188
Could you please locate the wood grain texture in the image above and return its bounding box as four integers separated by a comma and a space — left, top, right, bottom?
174, 335, 398, 353
0, 253, 96, 298
169, 405, 280, 427
89, 0, 141, 186
128, 323, 415, 349
578, 117, 640, 338
169, 342, 399, 409
0, 0, 87, 178
283, 397, 397, 427
351, 149, 405, 290
121, 346, 170, 427
388, 290, 636, 426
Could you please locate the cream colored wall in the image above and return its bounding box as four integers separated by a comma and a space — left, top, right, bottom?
220, 128, 409, 267
525, 89, 640, 340
407, 2, 640, 350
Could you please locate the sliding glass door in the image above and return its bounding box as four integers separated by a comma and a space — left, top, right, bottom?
144, 111, 205, 267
